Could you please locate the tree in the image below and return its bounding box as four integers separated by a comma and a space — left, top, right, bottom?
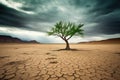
47, 21, 84, 50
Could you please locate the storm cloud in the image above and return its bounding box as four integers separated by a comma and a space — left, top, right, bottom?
0, 0, 120, 43
0, 3, 27, 27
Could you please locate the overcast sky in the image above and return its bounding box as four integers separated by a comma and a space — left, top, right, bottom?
0, 0, 120, 43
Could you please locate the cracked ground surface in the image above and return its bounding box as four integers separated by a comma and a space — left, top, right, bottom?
0, 44, 120, 80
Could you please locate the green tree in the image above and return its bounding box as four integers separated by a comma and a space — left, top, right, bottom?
47, 21, 84, 50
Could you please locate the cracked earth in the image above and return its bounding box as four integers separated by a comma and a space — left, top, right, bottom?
0, 44, 120, 80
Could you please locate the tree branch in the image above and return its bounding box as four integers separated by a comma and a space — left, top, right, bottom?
67, 35, 73, 40
57, 35, 65, 40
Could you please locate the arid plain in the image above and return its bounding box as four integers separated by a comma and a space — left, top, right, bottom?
0, 43, 120, 80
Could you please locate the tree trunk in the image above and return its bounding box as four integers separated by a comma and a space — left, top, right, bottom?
64, 40, 70, 50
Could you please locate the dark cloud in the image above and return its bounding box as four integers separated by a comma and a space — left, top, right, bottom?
0, 3, 28, 27
94, 14, 120, 34
90, 0, 120, 16
87, 0, 120, 35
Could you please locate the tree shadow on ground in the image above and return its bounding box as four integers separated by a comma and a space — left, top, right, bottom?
52, 49, 91, 51
114, 52, 120, 55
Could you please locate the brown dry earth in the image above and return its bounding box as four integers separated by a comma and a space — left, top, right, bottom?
0, 44, 120, 80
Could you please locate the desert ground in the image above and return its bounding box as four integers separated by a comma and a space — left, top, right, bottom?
0, 43, 120, 80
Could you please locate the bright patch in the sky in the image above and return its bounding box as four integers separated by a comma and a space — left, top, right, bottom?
0, 0, 35, 14
7, 0, 23, 8
58, 6, 66, 12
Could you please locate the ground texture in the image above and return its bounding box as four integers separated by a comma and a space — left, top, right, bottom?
0, 44, 120, 80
